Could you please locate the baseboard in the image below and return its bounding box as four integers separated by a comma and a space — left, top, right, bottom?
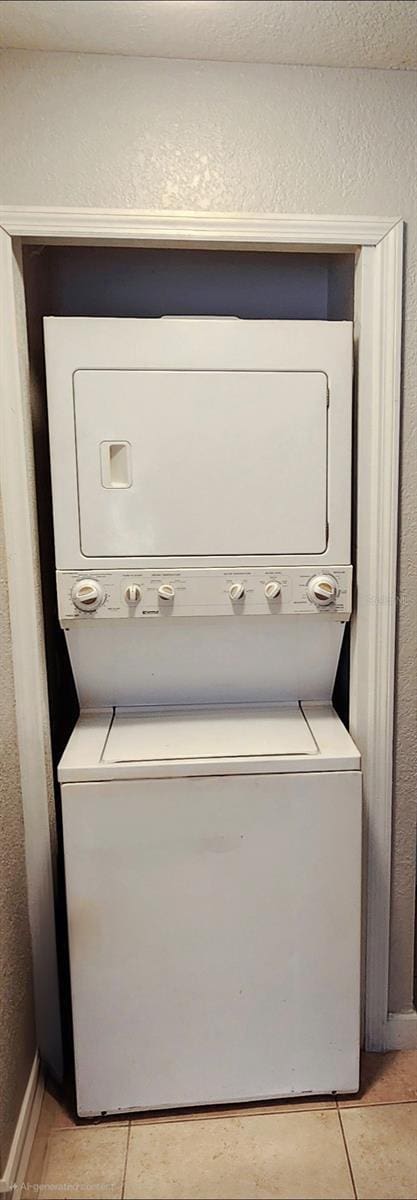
384, 1010, 417, 1050
0, 1052, 44, 1198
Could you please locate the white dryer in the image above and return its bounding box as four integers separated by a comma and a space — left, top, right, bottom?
44, 317, 361, 1116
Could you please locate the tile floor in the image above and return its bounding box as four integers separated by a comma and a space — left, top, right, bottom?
24, 1051, 417, 1200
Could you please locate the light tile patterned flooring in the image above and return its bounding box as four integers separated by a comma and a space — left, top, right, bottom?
25, 1051, 417, 1199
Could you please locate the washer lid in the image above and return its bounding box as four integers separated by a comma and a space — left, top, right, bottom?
102, 703, 317, 764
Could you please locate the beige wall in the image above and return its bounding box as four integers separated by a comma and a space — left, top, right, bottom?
0, 489, 36, 1173
0, 49, 415, 1012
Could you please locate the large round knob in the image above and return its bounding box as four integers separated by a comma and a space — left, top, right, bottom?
229, 582, 245, 601
307, 574, 338, 607
124, 584, 141, 606
158, 583, 175, 601
265, 581, 281, 600
71, 578, 104, 612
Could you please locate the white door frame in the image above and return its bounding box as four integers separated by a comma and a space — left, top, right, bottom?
0, 207, 413, 1063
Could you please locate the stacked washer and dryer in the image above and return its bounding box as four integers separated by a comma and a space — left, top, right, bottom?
44, 316, 361, 1117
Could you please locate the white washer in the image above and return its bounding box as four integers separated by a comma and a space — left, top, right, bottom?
60, 704, 361, 1116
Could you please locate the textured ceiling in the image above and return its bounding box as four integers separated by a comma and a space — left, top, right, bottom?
0, 0, 416, 70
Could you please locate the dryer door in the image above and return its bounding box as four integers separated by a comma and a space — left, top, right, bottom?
73, 369, 328, 558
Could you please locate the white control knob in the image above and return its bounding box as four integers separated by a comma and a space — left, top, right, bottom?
158, 583, 175, 601
71, 578, 104, 612
124, 584, 141, 606
307, 574, 338, 607
229, 582, 245, 601
265, 581, 281, 600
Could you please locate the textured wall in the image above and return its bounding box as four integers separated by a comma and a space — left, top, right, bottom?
1, 1, 416, 69
0, 50, 415, 1011
0, 488, 36, 1173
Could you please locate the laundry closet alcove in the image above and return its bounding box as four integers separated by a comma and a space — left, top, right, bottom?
0, 209, 405, 1086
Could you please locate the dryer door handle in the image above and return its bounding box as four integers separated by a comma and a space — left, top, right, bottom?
100, 441, 132, 489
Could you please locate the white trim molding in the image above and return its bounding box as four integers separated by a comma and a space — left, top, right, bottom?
0, 1054, 44, 1197
0, 228, 63, 1079
0, 206, 400, 247
350, 222, 405, 1050
0, 207, 409, 1057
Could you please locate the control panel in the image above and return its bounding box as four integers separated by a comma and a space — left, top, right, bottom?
58, 567, 352, 623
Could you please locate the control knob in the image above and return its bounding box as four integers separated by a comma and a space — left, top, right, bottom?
71, 578, 104, 612
124, 584, 141, 606
265, 581, 281, 600
307, 574, 338, 607
158, 583, 175, 601
229, 582, 245, 601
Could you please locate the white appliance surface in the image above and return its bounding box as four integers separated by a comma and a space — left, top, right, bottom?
57, 566, 353, 622
58, 704, 360, 781
104, 703, 316, 763
46, 314, 360, 1116
74, 369, 328, 558
44, 318, 352, 569
63, 616, 347, 709
62, 766, 361, 1116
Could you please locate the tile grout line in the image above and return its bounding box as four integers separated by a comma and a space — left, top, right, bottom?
337, 1097, 417, 1110
337, 1107, 358, 1200
26, 1130, 49, 1197
48, 1119, 130, 1133
47, 1094, 417, 1131
128, 1101, 338, 1128
121, 1122, 132, 1200
38, 1125, 53, 1195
